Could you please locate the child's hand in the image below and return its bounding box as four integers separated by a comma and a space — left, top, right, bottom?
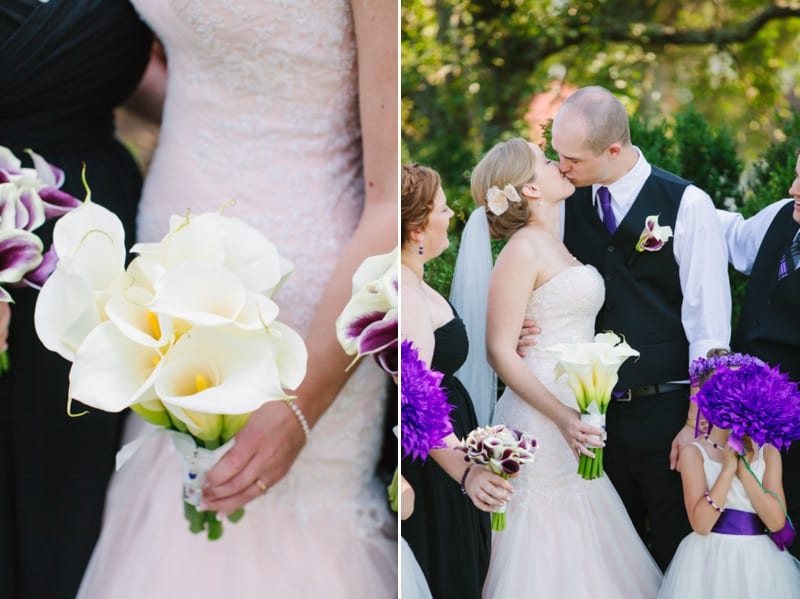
721, 446, 740, 475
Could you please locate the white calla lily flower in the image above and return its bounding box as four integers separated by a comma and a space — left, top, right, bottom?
154, 327, 303, 415
68, 321, 164, 412
34, 269, 104, 360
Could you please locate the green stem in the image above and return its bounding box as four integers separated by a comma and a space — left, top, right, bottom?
738, 454, 794, 528
184, 501, 206, 534
227, 508, 245, 523
0, 350, 9, 374
206, 511, 223, 540
491, 511, 506, 531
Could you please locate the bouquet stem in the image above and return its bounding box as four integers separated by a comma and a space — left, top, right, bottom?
578, 447, 604, 480
491, 473, 510, 531
0, 350, 9, 375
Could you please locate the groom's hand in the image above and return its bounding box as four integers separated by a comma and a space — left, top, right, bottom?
669, 423, 697, 471
201, 401, 306, 515
516, 318, 540, 356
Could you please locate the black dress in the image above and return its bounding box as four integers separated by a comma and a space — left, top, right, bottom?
401, 315, 491, 599
0, 2, 152, 598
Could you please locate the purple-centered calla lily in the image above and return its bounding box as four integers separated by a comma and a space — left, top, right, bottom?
0, 229, 44, 301
635, 214, 673, 252
336, 247, 398, 376
0, 147, 79, 304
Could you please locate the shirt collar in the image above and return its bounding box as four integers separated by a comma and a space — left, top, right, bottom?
591, 147, 651, 211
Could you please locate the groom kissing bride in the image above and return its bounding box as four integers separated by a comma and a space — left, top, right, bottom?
449, 83, 730, 598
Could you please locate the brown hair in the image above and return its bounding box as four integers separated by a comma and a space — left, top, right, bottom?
401, 163, 441, 244
470, 138, 537, 240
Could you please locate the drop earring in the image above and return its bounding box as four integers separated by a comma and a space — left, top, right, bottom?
418, 244, 424, 255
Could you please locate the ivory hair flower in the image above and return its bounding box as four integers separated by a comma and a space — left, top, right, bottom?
635, 215, 673, 252
486, 184, 522, 216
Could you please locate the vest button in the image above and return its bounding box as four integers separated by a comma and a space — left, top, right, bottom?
752, 320, 759, 327
605, 274, 613, 281
766, 298, 773, 305
607, 245, 615, 253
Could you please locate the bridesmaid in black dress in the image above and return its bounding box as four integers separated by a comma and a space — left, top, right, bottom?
0, 2, 155, 597
400, 164, 513, 599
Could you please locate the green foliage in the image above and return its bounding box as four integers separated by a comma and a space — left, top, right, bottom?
673, 108, 744, 209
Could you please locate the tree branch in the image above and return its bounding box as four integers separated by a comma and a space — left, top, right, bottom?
605, 3, 800, 46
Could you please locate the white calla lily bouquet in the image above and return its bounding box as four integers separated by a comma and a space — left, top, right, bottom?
543, 332, 638, 480
34, 192, 307, 539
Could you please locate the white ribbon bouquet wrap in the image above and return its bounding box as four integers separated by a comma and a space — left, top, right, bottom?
34, 195, 307, 539
543, 332, 638, 480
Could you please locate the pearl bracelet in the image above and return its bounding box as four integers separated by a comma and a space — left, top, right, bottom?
703, 491, 725, 513
286, 400, 311, 440
460, 465, 474, 495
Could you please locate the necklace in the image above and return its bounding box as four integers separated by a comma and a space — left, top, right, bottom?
703, 434, 725, 451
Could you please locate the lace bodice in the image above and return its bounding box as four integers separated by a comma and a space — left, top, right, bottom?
132, 0, 363, 336
129, 0, 386, 516
494, 265, 605, 498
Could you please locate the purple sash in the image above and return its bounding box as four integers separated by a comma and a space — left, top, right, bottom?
711, 509, 765, 536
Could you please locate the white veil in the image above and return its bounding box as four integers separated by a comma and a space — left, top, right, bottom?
449, 207, 497, 426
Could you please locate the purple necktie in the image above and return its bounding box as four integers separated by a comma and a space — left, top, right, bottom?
778, 232, 800, 281
597, 186, 616, 235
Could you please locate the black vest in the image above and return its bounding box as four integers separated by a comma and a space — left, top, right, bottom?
564, 168, 690, 390
732, 202, 800, 381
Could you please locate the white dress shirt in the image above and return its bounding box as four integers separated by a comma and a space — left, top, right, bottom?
717, 198, 796, 275
563, 149, 732, 365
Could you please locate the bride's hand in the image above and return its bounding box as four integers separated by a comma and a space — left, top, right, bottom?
556, 407, 605, 460
463, 467, 514, 512
201, 401, 306, 515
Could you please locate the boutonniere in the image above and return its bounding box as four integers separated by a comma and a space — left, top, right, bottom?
635, 215, 673, 252
486, 184, 521, 216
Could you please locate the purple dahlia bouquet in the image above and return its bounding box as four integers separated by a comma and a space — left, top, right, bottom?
692, 352, 800, 549
0, 146, 81, 373
459, 424, 537, 531
400, 339, 453, 462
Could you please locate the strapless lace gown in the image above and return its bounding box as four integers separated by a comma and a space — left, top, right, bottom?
484, 265, 662, 598
77, 2, 396, 598
659, 444, 800, 598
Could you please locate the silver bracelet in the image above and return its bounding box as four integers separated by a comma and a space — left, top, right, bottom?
286, 400, 311, 440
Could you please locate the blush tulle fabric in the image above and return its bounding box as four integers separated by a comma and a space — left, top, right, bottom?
76, 1, 396, 597
485, 265, 663, 598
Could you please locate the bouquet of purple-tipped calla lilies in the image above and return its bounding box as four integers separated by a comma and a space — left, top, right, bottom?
0, 146, 81, 373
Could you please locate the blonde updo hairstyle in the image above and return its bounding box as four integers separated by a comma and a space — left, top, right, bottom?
401, 163, 441, 245
470, 138, 538, 240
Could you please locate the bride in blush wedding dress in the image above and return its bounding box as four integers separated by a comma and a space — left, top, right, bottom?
77, 2, 398, 598
452, 138, 662, 598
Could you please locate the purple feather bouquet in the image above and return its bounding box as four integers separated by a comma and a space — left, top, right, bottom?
459, 424, 537, 531
692, 352, 800, 549
400, 339, 453, 462
692, 353, 800, 453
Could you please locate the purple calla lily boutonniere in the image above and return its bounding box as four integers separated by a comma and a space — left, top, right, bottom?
0, 146, 81, 373
635, 214, 673, 252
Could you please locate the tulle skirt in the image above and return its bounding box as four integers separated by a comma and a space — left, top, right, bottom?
658, 532, 800, 598
78, 419, 397, 598
483, 475, 662, 598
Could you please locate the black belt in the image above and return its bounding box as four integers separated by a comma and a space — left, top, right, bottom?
614, 383, 689, 402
